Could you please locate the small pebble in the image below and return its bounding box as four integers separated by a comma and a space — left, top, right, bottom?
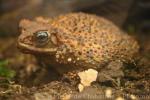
78, 84, 84, 92
56, 54, 60, 58
67, 58, 72, 62
116, 97, 124, 100
105, 88, 112, 98
130, 94, 137, 100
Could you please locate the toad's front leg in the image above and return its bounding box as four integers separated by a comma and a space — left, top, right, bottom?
97, 60, 124, 87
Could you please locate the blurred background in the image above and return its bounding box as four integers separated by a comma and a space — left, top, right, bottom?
0, 0, 150, 36
0, 0, 149, 98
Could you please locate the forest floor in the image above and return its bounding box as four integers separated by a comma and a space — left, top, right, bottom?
0, 24, 149, 100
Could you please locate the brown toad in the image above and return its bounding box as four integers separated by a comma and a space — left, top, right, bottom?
17, 13, 139, 83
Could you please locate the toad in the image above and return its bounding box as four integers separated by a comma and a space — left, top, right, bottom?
17, 13, 139, 85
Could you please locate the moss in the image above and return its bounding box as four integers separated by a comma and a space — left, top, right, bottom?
127, 24, 136, 34
0, 60, 16, 80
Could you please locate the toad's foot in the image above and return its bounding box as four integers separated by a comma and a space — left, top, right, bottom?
97, 60, 124, 87
61, 70, 80, 87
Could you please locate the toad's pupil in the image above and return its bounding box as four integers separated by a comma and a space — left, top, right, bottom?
35, 31, 48, 42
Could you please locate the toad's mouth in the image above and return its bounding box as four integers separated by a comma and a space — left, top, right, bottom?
17, 42, 57, 54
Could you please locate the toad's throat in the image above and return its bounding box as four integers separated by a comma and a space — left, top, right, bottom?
17, 42, 57, 54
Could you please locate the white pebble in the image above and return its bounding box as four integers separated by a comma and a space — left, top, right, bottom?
130, 94, 137, 100
116, 97, 124, 100
77, 58, 80, 60
105, 88, 112, 98
78, 84, 84, 92
78, 69, 98, 87
56, 54, 60, 58
67, 58, 72, 62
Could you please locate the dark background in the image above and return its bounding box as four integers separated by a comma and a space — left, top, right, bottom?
0, 0, 149, 36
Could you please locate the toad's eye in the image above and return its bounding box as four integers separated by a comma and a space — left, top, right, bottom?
34, 31, 49, 46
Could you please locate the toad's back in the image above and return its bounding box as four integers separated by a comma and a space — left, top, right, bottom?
48, 13, 139, 67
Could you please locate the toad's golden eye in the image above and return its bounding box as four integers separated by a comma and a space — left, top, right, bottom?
33, 31, 49, 46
